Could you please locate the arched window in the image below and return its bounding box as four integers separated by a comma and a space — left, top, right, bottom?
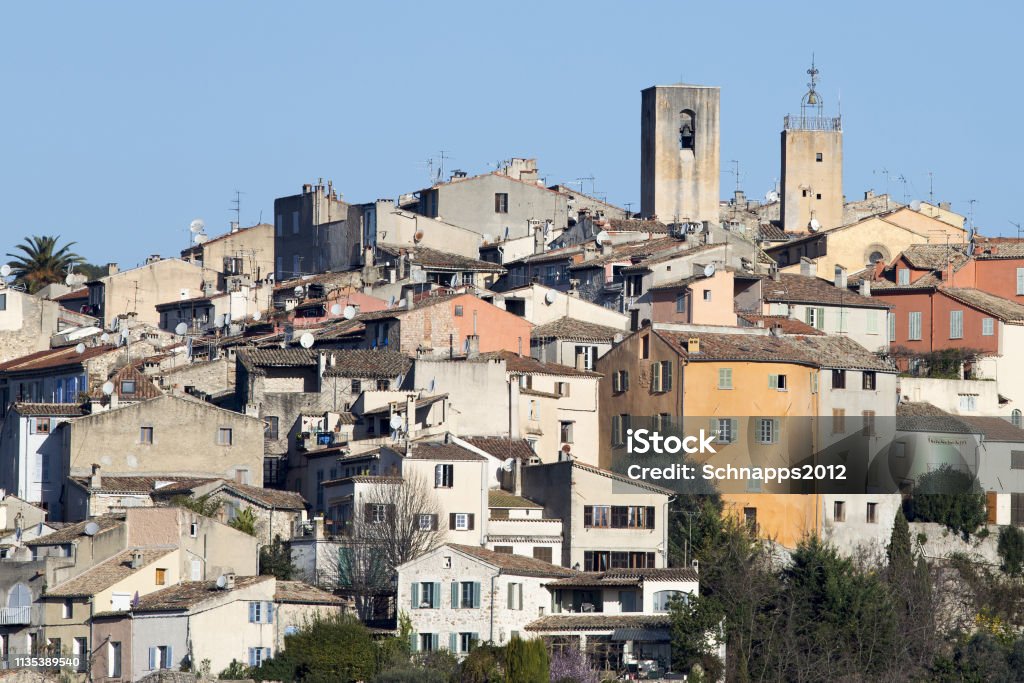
1013, 409, 1022, 429
8, 583, 31, 609
653, 589, 687, 612
679, 110, 695, 151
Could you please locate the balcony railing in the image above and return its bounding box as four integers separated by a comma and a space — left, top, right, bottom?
783, 114, 842, 132
0, 606, 31, 625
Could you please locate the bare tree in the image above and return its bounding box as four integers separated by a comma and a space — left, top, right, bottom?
337, 471, 446, 621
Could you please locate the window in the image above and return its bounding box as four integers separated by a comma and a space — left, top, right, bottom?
412, 582, 438, 609
714, 418, 737, 444
140, 426, 154, 444
768, 374, 787, 390
528, 400, 539, 421
718, 368, 733, 389
532, 546, 552, 563
450, 513, 474, 531
889, 314, 896, 341
218, 427, 233, 446
832, 409, 846, 434
866, 502, 878, 524
836, 309, 849, 332
675, 292, 686, 313
758, 419, 779, 444
148, 645, 172, 670
584, 505, 611, 528
898, 269, 910, 286
291, 211, 299, 234
816, 152, 823, 162
575, 345, 597, 370
417, 514, 437, 531
366, 503, 390, 524
959, 394, 978, 412
108, 641, 122, 678
612, 370, 629, 393
654, 590, 685, 612
679, 109, 695, 150
950, 310, 964, 339
983, 318, 995, 336
457, 581, 481, 609
350, 379, 362, 395
832, 369, 846, 389
619, 590, 638, 612
816, 193, 822, 200
862, 371, 876, 391
249, 647, 271, 668
862, 411, 876, 437
702, 289, 712, 301
506, 582, 523, 610
434, 464, 454, 488
155, 568, 166, 585
1012, 451, 1024, 470
1018, 268, 1024, 295
494, 193, 509, 213
641, 335, 650, 359
62, 599, 72, 619
189, 522, 198, 537
454, 305, 464, 317
555, 381, 570, 397
0, 293, 6, 311
265, 416, 279, 440
458, 633, 477, 653
120, 380, 136, 394
376, 379, 390, 390
560, 421, 574, 443
650, 360, 672, 392
419, 634, 438, 652
908, 312, 922, 340
31, 417, 50, 434
802, 189, 809, 198
74, 638, 87, 670
834, 501, 846, 522
293, 255, 301, 277
805, 307, 825, 330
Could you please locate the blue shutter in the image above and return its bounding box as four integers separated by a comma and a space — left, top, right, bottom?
248, 602, 256, 622
248, 647, 256, 667
167, 646, 173, 669
409, 632, 418, 652
149, 647, 157, 670
432, 634, 439, 651
472, 582, 481, 608
432, 582, 442, 609
266, 601, 274, 624
471, 632, 479, 650
451, 582, 458, 608
449, 632, 457, 652
411, 583, 418, 609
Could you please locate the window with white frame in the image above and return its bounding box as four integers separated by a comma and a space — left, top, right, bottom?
950, 310, 964, 339
758, 419, 779, 444
434, 464, 454, 488
959, 394, 978, 412
983, 317, 995, 336
1017, 268, 1024, 295
715, 418, 737, 444
898, 269, 910, 286
718, 367, 733, 389
908, 312, 923, 340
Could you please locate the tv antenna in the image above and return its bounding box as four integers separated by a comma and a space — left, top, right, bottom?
231, 190, 245, 228
575, 176, 596, 195
1011, 221, 1022, 240
729, 160, 742, 193
928, 171, 935, 204
967, 199, 977, 232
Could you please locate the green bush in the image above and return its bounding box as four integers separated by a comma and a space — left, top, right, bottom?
458, 643, 505, 683
250, 613, 377, 682
910, 465, 986, 538
999, 526, 1024, 576
505, 637, 548, 683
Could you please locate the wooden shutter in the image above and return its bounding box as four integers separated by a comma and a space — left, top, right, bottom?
451, 582, 458, 608
450, 633, 458, 652
662, 361, 672, 391
646, 506, 656, 529
507, 583, 515, 609
650, 362, 661, 391
449, 513, 457, 530
467, 514, 475, 531
473, 582, 481, 609
583, 506, 593, 527
411, 583, 419, 609
432, 583, 441, 608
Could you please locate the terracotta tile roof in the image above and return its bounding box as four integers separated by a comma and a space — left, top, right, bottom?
656, 330, 820, 368
377, 244, 506, 273
974, 238, 1024, 259
46, 547, 176, 597
736, 314, 824, 336
237, 348, 316, 374
0, 344, 116, 373
507, 245, 584, 266
568, 238, 679, 271
619, 242, 722, 273
26, 514, 124, 546
569, 461, 674, 496
321, 350, 412, 379
361, 394, 447, 416
488, 490, 542, 509
477, 350, 602, 377
72, 475, 215, 494
788, 335, 896, 372
407, 441, 486, 461
958, 417, 1024, 442
12, 402, 87, 417
605, 218, 669, 233
546, 567, 699, 587
275, 580, 345, 605
131, 576, 271, 611
53, 287, 90, 302
900, 244, 971, 270
860, 271, 945, 291
530, 317, 622, 343
762, 274, 890, 308
941, 288, 1024, 323
462, 437, 538, 462
525, 614, 672, 631
357, 293, 469, 321
323, 475, 403, 486
216, 482, 308, 510
758, 223, 789, 242
89, 365, 163, 400
448, 543, 576, 577
896, 402, 976, 433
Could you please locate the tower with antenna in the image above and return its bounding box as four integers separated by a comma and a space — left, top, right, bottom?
780, 57, 844, 233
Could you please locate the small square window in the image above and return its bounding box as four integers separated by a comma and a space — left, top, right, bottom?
702, 289, 712, 301
62, 599, 73, 619
816, 193, 822, 200
494, 193, 509, 213
454, 305, 464, 317
155, 568, 166, 585
454, 513, 470, 530
140, 427, 154, 444
866, 502, 878, 524
834, 501, 846, 522
815, 152, 823, 162
218, 428, 233, 446
120, 380, 136, 394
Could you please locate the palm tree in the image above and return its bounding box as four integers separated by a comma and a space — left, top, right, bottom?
5, 235, 85, 293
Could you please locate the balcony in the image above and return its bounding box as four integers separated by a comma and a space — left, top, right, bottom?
0, 606, 31, 625
783, 113, 842, 132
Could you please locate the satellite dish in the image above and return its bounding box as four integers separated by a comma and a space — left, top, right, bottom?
388, 295, 397, 307
174, 322, 188, 335
75, 343, 86, 354
703, 263, 716, 278
544, 290, 557, 304
194, 233, 208, 245
343, 305, 356, 320
808, 218, 821, 232
413, 230, 425, 242
0, 264, 10, 277
594, 230, 610, 246
613, 333, 624, 344
102, 381, 115, 396
83, 522, 100, 536
120, 327, 130, 339
294, 286, 305, 298
330, 303, 342, 316
411, 269, 427, 284
396, 373, 405, 388
252, 311, 261, 321
215, 575, 227, 589
481, 233, 493, 244
449, 275, 459, 288
501, 457, 515, 472
910, 199, 922, 211
428, 378, 436, 392
214, 314, 225, 328
389, 415, 404, 431
189, 219, 206, 234
65, 273, 75, 286
765, 190, 779, 203
299, 332, 315, 349
100, 333, 110, 343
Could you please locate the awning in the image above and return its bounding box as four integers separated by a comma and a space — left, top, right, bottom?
611, 628, 670, 642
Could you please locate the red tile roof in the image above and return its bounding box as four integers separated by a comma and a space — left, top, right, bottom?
0, 344, 116, 373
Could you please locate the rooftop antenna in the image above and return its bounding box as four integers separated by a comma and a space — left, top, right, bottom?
967, 199, 977, 233
897, 175, 909, 204
624, 202, 634, 218
231, 190, 245, 228
437, 150, 452, 182
928, 171, 935, 204
1011, 221, 1022, 240
729, 160, 742, 194
575, 176, 596, 195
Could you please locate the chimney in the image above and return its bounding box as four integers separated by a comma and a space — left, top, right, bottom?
303, 183, 313, 194
939, 201, 952, 211
106, 263, 119, 276
405, 290, 414, 310
513, 458, 522, 497
224, 572, 236, 589
859, 280, 871, 297
90, 464, 102, 489
130, 550, 144, 569
466, 334, 480, 359
318, 352, 327, 381
799, 257, 816, 278
687, 337, 700, 354
771, 265, 781, 282
600, 242, 613, 256
533, 225, 544, 255
833, 265, 848, 290
230, 221, 240, 233
864, 190, 875, 200
405, 394, 417, 438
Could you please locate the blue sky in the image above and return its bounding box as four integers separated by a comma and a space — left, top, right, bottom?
1, 1, 1020, 266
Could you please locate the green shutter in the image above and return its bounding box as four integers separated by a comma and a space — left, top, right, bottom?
472, 582, 481, 609
449, 633, 457, 652
730, 419, 739, 443
451, 582, 458, 608
433, 582, 442, 609
768, 374, 778, 389
411, 583, 418, 609
410, 632, 418, 652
